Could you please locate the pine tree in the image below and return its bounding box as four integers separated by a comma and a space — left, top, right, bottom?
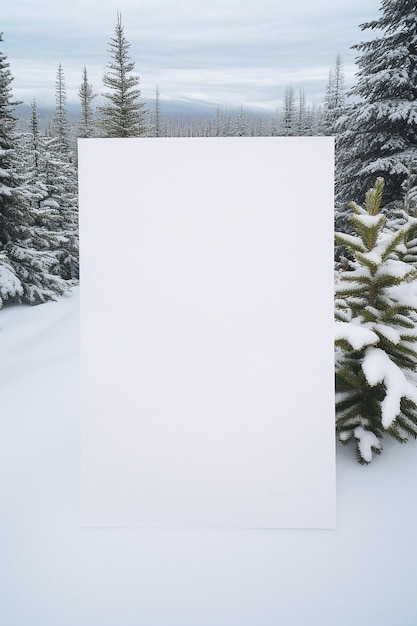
296, 89, 308, 136
233, 105, 250, 137
282, 86, 296, 136
326, 56, 349, 253
19, 101, 73, 264
209, 106, 232, 137
150, 84, 162, 137
336, 0, 417, 206
324, 54, 346, 136
78, 66, 97, 138
0, 32, 22, 303
0, 35, 68, 305
335, 177, 417, 463
18, 100, 50, 212
9, 99, 71, 303
270, 107, 282, 136
98, 12, 147, 137
51, 63, 71, 152
41, 136, 78, 280
0, 250, 22, 307
396, 159, 417, 267
46, 69, 79, 280
403, 161, 417, 220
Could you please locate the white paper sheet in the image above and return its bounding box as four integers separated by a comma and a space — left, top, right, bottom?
79, 137, 336, 528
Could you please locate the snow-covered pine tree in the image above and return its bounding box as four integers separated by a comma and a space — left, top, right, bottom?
335, 177, 417, 463
45, 69, 79, 280
41, 138, 78, 280
78, 66, 97, 138
323, 54, 346, 136
296, 89, 308, 136
282, 86, 296, 136
336, 0, 417, 207
17, 100, 51, 215
326, 56, 350, 255
18, 101, 72, 263
0, 32, 23, 304
150, 84, 163, 137
233, 106, 250, 137
270, 107, 282, 137
0, 250, 22, 307
51, 63, 71, 153
207, 106, 232, 137
0, 37, 69, 306
395, 159, 417, 267
98, 12, 148, 137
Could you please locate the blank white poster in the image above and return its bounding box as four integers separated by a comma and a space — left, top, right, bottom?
79, 137, 336, 528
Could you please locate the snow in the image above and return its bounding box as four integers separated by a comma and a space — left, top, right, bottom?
359, 249, 382, 265
1, 289, 417, 626
338, 265, 370, 280
354, 426, 382, 463
353, 213, 385, 228
373, 323, 401, 345
362, 347, 417, 428
335, 232, 365, 251
335, 320, 379, 350
376, 258, 416, 281
389, 279, 417, 307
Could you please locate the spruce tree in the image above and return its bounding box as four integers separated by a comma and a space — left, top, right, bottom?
282, 86, 296, 136
0, 251, 22, 307
150, 84, 162, 137
395, 160, 417, 267
323, 54, 346, 136
40, 136, 78, 280
98, 12, 147, 137
233, 106, 250, 137
296, 89, 308, 136
78, 66, 97, 138
0, 35, 68, 305
19, 101, 74, 267
51, 63, 71, 153
336, 0, 417, 207
46, 68, 79, 280
335, 177, 417, 463
0, 32, 22, 303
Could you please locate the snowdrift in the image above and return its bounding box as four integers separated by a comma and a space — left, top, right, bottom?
1, 287, 416, 625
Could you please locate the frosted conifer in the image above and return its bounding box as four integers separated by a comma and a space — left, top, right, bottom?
98, 13, 147, 137
0, 35, 73, 307
336, 0, 417, 206
78, 66, 97, 138
282, 86, 296, 136
0, 32, 22, 303
51, 63, 71, 153
0, 36, 68, 305
335, 178, 417, 463
323, 55, 346, 136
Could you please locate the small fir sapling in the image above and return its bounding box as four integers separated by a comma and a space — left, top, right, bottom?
335, 177, 417, 463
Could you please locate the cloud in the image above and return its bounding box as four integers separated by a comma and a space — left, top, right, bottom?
3, 0, 382, 109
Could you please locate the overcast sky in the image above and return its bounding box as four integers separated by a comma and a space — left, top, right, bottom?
3, 0, 382, 111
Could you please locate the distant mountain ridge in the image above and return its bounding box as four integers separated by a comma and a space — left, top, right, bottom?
14, 98, 231, 130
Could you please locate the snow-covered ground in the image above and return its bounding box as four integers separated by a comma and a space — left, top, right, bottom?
1, 287, 417, 626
